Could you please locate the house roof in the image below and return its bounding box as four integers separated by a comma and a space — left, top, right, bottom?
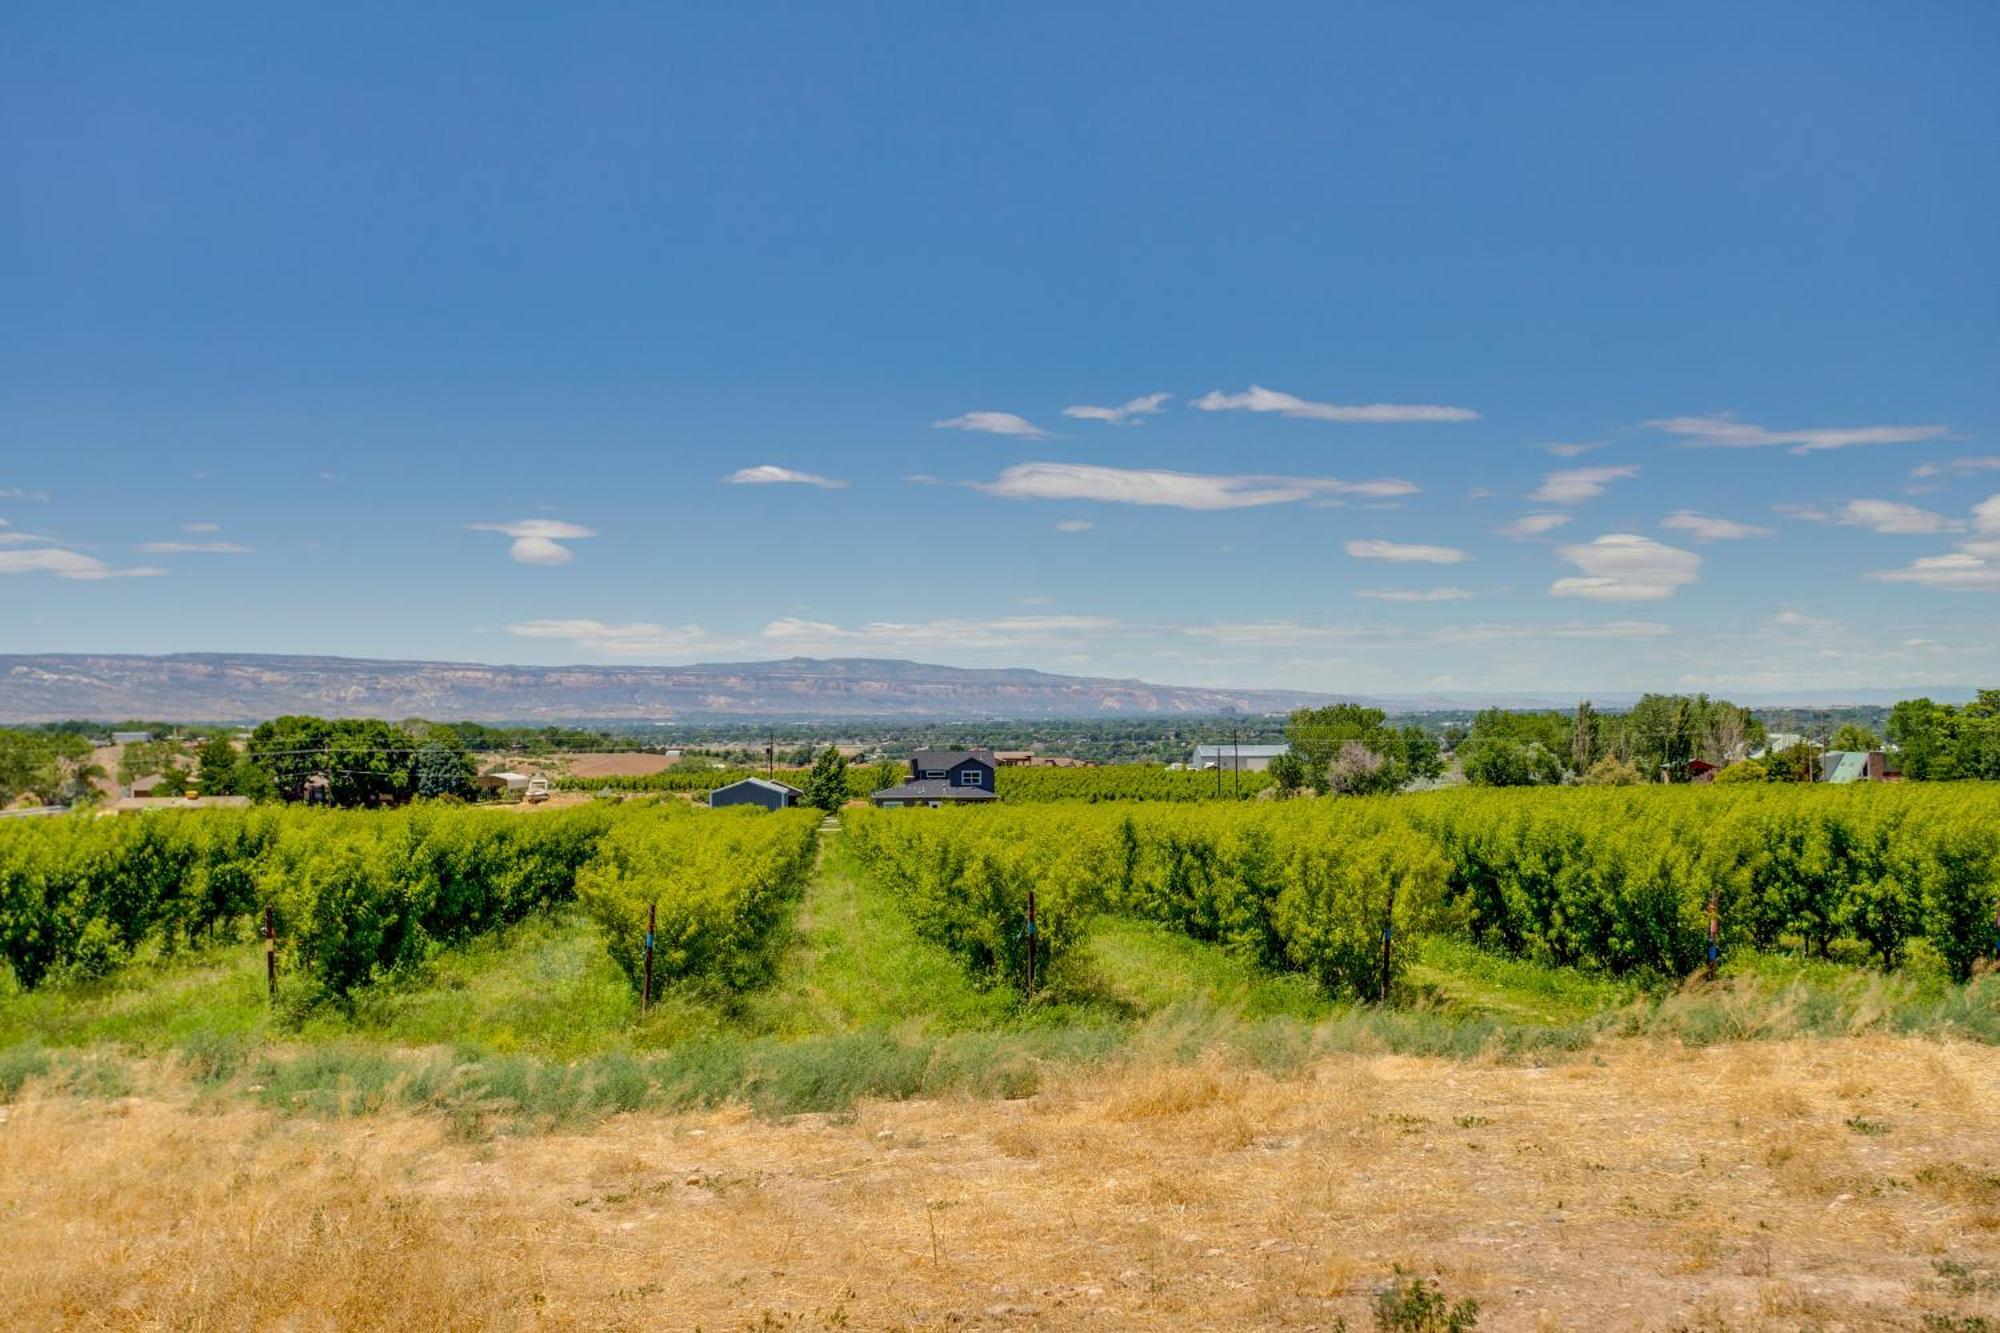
910, 748, 996, 770
716, 777, 802, 795
872, 779, 998, 801
1820, 751, 1872, 784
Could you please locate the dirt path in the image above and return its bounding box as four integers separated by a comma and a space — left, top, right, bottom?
6, 1037, 2000, 1329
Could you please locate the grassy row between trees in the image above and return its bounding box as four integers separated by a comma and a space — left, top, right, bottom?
555, 762, 1277, 801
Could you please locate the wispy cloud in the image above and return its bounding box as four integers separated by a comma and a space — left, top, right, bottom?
1529, 465, 1639, 504
0, 486, 51, 502
467, 518, 597, 566
1773, 502, 1831, 523
506, 618, 732, 656
1868, 552, 2000, 592
975, 462, 1417, 510
181, 522, 221, 533
1659, 511, 1775, 541
1344, 539, 1470, 565
1912, 456, 2000, 480
762, 614, 1118, 653
1495, 512, 1571, 540
1551, 533, 1701, 602
1773, 610, 1836, 629
1354, 587, 1474, 602
1646, 412, 1951, 454
1191, 384, 1478, 423
136, 540, 255, 554
1865, 497, 2000, 590
723, 465, 848, 489
934, 411, 1048, 439
0, 548, 165, 580
1054, 519, 1094, 533
1062, 393, 1170, 425
1837, 499, 1960, 535
1541, 442, 1605, 458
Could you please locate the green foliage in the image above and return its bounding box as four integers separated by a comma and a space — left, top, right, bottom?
1830, 723, 1882, 752
1890, 693, 2000, 781
1458, 736, 1564, 787
0, 729, 101, 808
802, 745, 851, 812
560, 762, 1278, 803
1711, 759, 1767, 784
1579, 755, 1643, 786
843, 807, 1111, 994
1371, 1266, 1480, 1331
575, 806, 819, 1002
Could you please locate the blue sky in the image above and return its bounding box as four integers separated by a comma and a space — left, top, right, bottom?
3, 2, 1997, 697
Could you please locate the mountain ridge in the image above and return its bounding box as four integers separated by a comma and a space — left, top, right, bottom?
0, 653, 1973, 723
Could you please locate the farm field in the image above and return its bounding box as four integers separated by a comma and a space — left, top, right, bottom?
5, 787, 2000, 1328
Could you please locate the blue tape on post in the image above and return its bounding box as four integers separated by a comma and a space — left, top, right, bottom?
1707, 944, 1718, 963
645, 932, 654, 951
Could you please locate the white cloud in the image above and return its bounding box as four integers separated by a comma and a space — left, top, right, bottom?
934, 411, 1048, 439
1062, 393, 1170, 425
1541, 442, 1605, 458
1773, 503, 1831, 523
137, 540, 254, 554
1550, 533, 1701, 602
723, 465, 848, 489
505, 619, 734, 656
1344, 539, 1471, 565
1646, 413, 1950, 454
0, 548, 165, 580
1868, 552, 2000, 592
1191, 384, 1478, 423
976, 462, 1416, 510
1354, 587, 1474, 602
1495, 512, 1571, 540
1837, 499, 1960, 535
1659, 511, 1775, 541
1528, 464, 1639, 504
1773, 610, 1835, 629
0, 486, 51, 502
181, 522, 221, 533
1912, 457, 2000, 480
1054, 520, 1094, 533
1977, 493, 2000, 533
762, 614, 1118, 653
468, 518, 597, 566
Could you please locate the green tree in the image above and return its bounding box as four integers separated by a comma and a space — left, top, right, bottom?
867, 758, 904, 795
1579, 754, 1643, 786
1398, 727, 1445, 782
414, 737, 474, 799
117, 739, 187, 795
1711, 759, 1767, 784
194, 735, 243, 796
1267, 749, 1308, 797
1286, 705, 1406, 795
1829, 723, 1881, 752
803, 745, 851, 812
1572, 700, 1599, 774
1459, 737, 1563, 787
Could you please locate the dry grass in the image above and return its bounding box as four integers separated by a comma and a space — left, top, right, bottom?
6, 1038, 2000, 1329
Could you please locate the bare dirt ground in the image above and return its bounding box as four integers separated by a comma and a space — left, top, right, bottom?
560, 753, 682, 779
6, 1038, 2000, 1330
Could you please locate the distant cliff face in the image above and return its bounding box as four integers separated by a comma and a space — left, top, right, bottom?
0, 653, 1350, 722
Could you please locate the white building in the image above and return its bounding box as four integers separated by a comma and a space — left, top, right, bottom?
1188, 743, 1291, 773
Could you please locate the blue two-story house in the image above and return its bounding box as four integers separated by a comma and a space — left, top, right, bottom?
869, 748, 1000, 807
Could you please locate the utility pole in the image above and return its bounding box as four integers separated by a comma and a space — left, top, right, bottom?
1232, 726, 1241, 800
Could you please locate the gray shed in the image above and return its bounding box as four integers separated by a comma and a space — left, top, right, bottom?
709, 777, 804, 811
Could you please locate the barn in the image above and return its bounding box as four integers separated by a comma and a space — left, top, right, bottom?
709, 777, 804, 811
